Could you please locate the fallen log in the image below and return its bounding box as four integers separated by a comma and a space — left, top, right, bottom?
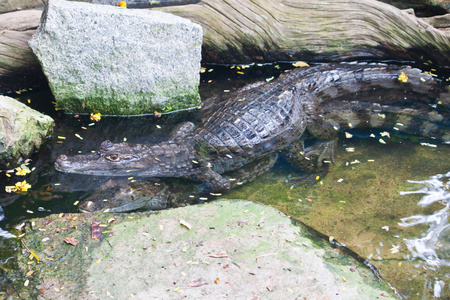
0, 9, 44, 90
1, 0, 450, 88
157, 0, 450, 65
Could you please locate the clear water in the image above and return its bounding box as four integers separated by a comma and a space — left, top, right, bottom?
0, 62, 449, 298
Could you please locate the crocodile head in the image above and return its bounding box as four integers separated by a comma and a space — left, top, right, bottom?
54, 139, 200, 178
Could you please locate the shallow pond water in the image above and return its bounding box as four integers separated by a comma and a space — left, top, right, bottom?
0, 62, 449, 299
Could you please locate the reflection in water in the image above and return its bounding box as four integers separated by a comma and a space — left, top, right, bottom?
399, 171, 450, 267
0, 207, 16, 239
398, 172, 449, 297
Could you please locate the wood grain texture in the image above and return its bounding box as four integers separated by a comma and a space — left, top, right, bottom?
158, 0, 450, 64
0, 10, 42, 76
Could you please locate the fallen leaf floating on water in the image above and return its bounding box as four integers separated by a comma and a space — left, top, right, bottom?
90, 113, 101, 122
179, 219, 191, 230
15, 166, 31, 176
344, 132, 353, 138
292, 61, 309, 68
398, 72, 408, 83
13, 180, 31, 192
390, 245, 400, 254
91, 222, 102, 240
380, 131, 390, 138
64, 237, 79, 246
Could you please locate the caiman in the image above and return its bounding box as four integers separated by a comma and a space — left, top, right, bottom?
79, 155, 277, 212
55, 63, 450, 191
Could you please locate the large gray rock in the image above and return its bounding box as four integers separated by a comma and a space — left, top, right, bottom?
29, 0, 203, 115
0, 96, 54, 169
13, 200, 396, 299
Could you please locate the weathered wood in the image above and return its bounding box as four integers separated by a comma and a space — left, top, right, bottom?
1, 0, 450, 86
157, 0, 450, 64
0, 9, 44, 90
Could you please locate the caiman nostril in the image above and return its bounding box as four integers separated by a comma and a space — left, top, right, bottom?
57, 154, 68, 161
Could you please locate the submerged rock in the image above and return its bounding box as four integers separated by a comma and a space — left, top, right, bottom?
0, 96, 53, 169
14, 200, 396, 299
29, 0, 202, 115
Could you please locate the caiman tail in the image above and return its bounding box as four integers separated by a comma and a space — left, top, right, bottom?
298, 63, 449, 141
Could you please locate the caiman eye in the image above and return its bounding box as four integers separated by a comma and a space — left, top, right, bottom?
105, 154, 120, 161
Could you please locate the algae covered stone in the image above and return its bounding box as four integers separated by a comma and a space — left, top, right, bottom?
14, 200, 396, 299
0, 96, 53, 169
29, 0, 202, 115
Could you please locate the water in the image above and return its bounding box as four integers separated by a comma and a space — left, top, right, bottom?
0, 208, 15, 239
0, 62, 449, 299
398, 172, 450, 298
399, 172, 450, 268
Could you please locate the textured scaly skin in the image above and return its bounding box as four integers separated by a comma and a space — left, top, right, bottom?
55, 63, 450, 191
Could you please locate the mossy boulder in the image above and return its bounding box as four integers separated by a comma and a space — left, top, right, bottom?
0, 95, 53, 169
29, 0, 203, 115
14, 200, 396, 299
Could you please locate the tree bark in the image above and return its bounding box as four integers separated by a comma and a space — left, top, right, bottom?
157, 0, 450, 65
1, 0, 450, 87
0, 9, 45, 90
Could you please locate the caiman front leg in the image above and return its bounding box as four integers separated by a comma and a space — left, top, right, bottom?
191, 154, 278, 192
283, 138, 337, 173
191, 168, 231, 192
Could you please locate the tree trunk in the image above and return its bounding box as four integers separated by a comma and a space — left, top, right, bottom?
0, 9, 45, 90
1, 0, 450, 88
157, 0, 450, 65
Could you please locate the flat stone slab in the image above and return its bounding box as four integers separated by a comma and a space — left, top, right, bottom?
0, 95, 53, 169
15, 200, 396, 299
29, 0, 202, 115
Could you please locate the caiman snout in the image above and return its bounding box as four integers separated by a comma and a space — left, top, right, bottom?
56, 154, 68, 161
54, 154, 69, 171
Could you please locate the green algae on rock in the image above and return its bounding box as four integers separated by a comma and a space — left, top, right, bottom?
14, 200, 396, 299
0, 96, 54, 169
29, 0, 203, 115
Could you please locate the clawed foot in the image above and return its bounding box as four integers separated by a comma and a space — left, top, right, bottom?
283, 138, 337, 173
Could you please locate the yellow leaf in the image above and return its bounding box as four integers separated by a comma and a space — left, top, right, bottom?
90, 113, 101, 122
15, 180, 31, 192
398, 72, 408, 83
292, 61, 310, 68
117, 1, 127, 8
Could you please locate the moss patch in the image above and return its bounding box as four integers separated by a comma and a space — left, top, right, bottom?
14, 200, 395, 299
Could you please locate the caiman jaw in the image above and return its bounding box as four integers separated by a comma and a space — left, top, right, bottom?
54, 140, 145, 176
54, 140, 200, 178
54, 153, 100, 174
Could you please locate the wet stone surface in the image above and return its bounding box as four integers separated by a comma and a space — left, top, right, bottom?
13, 200, 395, 299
